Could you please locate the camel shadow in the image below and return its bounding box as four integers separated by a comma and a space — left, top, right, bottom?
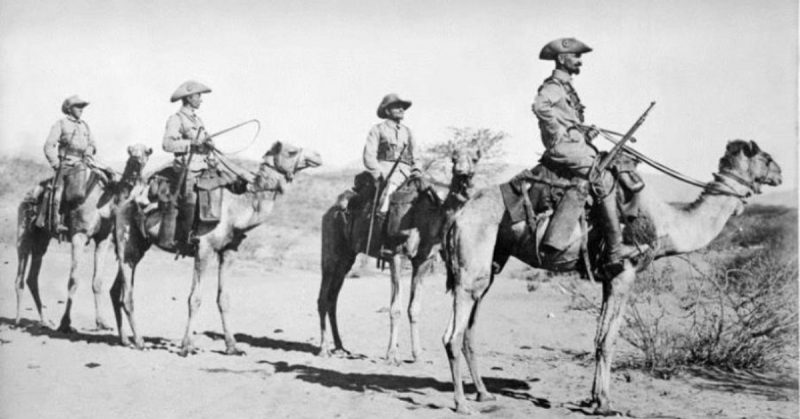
203, 331, 319, 354
0, 317, 172, 351
258, 361, 551, 410
685, 366, 799, 402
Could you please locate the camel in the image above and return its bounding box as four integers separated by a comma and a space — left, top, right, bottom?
441, 139, 782, 415
15, 144, 153, 332
317, 148, 481, 363
111, 141, 322, 354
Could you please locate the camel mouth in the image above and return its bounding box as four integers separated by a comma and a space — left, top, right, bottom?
305, 154, 323, 168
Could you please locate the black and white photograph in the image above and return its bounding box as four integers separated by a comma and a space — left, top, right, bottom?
0, 0, 797, 417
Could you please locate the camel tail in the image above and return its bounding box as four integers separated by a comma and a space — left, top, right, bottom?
443, 220, 460, 293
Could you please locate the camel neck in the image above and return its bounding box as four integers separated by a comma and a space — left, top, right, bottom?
646, 185, 745, 256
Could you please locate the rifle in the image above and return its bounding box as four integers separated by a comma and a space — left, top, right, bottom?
47, 149, 67, 240
364, 144, 408, 256
592, 102, 656, 178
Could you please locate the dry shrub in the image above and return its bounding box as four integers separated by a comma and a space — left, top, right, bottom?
619, 204, 798, 375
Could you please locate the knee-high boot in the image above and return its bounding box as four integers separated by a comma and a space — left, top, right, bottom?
597, 191, 639, 269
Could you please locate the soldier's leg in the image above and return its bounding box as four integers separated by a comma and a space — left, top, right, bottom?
157, 170, 180, 248
591, 170, 639, 272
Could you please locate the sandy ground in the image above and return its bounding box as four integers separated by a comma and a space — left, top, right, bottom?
0, 241, 797, 419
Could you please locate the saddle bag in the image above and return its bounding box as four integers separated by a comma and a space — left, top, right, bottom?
62, 163, 89, 204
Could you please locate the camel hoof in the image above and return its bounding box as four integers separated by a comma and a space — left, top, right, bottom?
57, 324, 77, 334
179, 345, 197, 357
593, 406, 625, 417
476, 392, 496, 402
331, 347, 351, 357
454, 402, 476, 415
317, 347, 332, 357
225, 346, 246, 356
93, 321, 114, 332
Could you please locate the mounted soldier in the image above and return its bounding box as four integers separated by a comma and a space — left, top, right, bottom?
531, 37, 639, 272
36, 95, 106, 234
155, 80, 217, 251
363, 93, 420, 213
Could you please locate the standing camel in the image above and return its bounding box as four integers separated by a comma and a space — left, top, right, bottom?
15, 144, 152, 331
318, 148, 481, 363
112, 141, 321, 354
442, 140, 782, 414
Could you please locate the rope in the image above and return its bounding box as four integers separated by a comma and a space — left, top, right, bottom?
587, 126, 751, 198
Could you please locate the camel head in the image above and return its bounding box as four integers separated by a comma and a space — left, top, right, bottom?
260, 141, 323, 182
718, 139, 782, 195
450, 148, 481, 196
123, 143, 153, 183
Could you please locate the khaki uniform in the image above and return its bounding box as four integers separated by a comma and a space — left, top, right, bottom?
43, 116, 96, 169
163, 106, 214, 172
363, 120, 416, 211
532, 69, 596, 170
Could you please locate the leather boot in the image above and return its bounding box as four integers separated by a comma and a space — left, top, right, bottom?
157, 201, 179, 248
175, 200, 197, 255
598, 192, 640, 269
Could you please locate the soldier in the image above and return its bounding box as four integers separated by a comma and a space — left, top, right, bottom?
36, 95, 97, 232
157, 80, 216, 249
532, 37, 637, 270
363, 93, 418, 212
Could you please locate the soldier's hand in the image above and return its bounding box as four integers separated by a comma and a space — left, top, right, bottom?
410, 167, 423, 178
568, 128, 585, 143
204, 137, 215, 150
586, 125, 600, 141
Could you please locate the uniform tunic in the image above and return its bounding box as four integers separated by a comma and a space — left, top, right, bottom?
163, 105, 213, 172
532, 69, 596, 170
43, 116, 96, 168
362, 119, 416, 211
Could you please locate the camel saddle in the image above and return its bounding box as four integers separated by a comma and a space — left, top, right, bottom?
148, 164, 247, 252
496, 155, 648, 274
35, 162, 111, 238
335, 171, 435, 261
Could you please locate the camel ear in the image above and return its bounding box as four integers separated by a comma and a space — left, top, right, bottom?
146, 147, 153, 156
746, 140, 761, 157
476, 148, 483, 160
264, 141, 283, 158
127, 145, 134, 155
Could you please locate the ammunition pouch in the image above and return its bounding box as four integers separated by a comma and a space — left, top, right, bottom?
62, 163, 89, 204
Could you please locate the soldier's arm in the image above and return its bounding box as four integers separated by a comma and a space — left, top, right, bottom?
85, 122, 97, 156
162, 114, 191, 153
532, 84, 579, 142
43, 121, 61, 168
362, 125, 381, 172
407, 127, 417, 167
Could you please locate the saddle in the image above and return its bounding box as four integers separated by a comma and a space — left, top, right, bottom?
36, 162, 109, 238
335, 171, 435, 261
497, 155, 648, 275
148, 164, 247, 253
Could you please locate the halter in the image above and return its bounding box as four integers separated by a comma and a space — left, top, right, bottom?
707, 171, 754, 201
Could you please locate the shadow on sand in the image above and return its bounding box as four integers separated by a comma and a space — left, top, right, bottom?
258, 360, 551, 410
0, 317, 172, 351
204, 331, 320, 354
685, 366, 798, 402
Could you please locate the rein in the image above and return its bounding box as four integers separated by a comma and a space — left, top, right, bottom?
592, 128, 754, 199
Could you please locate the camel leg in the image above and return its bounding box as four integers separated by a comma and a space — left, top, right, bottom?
58, 233, 89, 333
110, 268, 127, 345
590, 263, 636, 414
217, 248, 244, 356
116, 262, 144, 349
15, 243, 28, 326
317, 257, 353, 357
443, 287, 479, 415
463, 272, 496, 403
180, 240, 213, 357
386, 253, 404, 364
91, 237, 114, 331
408, 257, 432, 362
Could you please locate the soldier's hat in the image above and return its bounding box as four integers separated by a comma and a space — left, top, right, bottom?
170, 80, 212, 103
376, 93, 412, 119
61, 95, 89, 114
539, 38, 592, 60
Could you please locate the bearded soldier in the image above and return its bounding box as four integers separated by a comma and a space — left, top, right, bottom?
532, 38, 637, 271
157, 80, 216, 250
363, 93, 418, 212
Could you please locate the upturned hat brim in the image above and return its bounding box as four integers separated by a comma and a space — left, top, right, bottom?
539, 38, 592, 60
61, 95, 89, 114
170, 80, 212, 102
376, 94, 412, 119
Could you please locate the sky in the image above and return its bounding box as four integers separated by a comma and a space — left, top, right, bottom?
0, 0, 797, 192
